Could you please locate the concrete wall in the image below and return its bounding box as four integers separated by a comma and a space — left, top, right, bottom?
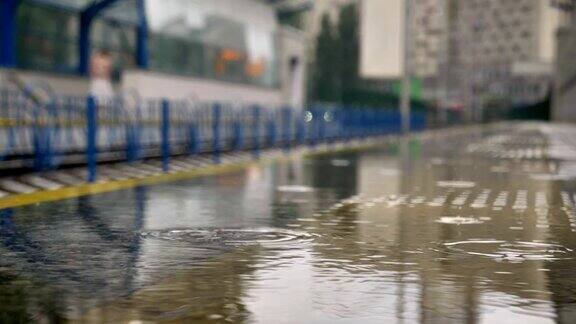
0, 69, 91, 96
537, 0, 561, 64
0, 68, 285, 106
277, 26, 308, 108
121, 69, 283, 105
553, 27, 576, 122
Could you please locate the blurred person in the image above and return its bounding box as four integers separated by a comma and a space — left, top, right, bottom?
89, 49, 114, 100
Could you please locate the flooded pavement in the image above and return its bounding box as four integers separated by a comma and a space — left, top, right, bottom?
2, 123, 576, 323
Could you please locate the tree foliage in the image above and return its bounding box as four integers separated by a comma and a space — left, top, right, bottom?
312, 4, 361, 104
313, 14, 340, 103
311, 4, 428, 111
337, 3, 360, 103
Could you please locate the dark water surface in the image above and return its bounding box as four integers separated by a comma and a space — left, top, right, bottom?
2, 123, 576, 323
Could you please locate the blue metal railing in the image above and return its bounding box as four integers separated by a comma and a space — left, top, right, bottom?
0, 88, 427, 181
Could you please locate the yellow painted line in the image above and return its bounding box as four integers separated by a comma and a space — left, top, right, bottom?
0, 162, 260, 210
0, 138, 397, 210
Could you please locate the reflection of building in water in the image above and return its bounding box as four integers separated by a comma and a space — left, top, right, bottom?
309, 153, 359, 199
545, 181, 576, 323
272, 153, 359, 227
394, 148, 559, 322
79, 247, 262, 322
0, 179, 272, 321
302, 138, 563, 322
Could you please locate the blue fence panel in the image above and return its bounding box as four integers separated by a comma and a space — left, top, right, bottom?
0, 87, 428, 174
266, 109, 277, 148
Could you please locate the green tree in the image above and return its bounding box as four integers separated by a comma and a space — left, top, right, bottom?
312, 5, 360, 105
337, 3, 360, 104
313, 14, 339, 103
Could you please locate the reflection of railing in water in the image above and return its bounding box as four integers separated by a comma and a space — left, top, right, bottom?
0, 88, 427, 178
0, 185, 149, 312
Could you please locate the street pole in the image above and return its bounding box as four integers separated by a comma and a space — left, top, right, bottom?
400, 0, 412, 134
439, 0, 450, 127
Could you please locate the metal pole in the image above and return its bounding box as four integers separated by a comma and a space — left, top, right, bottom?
0, 0, 18, 68
252, 105, 260, 159
161, 99, 170, 172
282, 107, 291, 152
212, 103, 221, 164
87, 96, 98, 182
136, 0, 149, 69
439, 0, 451, 127
400, 0, 412, 134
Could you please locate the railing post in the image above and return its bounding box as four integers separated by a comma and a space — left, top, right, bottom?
161, 99, 170, 172
187, 123, 200, 155
308, 109, 316, 148
296, 111, 305, 146
339, 109, 347, 141
232, 113, 243, 151
87, 96, 98, 182
0, 0, 18, 68
318, 108, 326, 143
212, 103, 221, 164
361, 110, 368, 138
126, 103, 141, 162
266, 110, 276, 148
32, 103, 43, 171
252, 105, 260, 159
282, 107, 291, 152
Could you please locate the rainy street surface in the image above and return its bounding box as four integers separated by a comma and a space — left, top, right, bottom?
2, 122, 576, 323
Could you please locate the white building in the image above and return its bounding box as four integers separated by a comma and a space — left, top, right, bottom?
301, 0, 357, 39
451, 0, 563, 113
413, 0, 565, 112
0, 0, 309, 108
360, 0, 565, 116
552, 1, 576, 122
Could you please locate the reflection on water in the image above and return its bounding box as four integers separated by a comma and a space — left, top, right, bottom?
1, 124, 576, 323
142, 228, 317, 246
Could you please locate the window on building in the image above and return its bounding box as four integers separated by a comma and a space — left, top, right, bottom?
16, 1, 138, 77
16, 3, 78, 73
146, 0, 279, 88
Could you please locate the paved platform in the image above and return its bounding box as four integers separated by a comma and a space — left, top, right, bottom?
0, 135, 400, 209
2, 122, 576, 323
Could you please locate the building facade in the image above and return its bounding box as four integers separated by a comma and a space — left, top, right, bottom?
418, 0, 565, 119
0, 0, 308, 107
360, 0, 565, 119
552, 0, 576, 122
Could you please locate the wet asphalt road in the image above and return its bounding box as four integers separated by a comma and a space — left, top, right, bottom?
1, 122, 576, 323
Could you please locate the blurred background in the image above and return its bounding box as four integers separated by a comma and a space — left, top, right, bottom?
0, 0, 575, 124
4, 2, 576, 323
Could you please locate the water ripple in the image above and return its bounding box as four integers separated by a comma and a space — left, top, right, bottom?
141, 228, 317, 247
443, 240, 574, 263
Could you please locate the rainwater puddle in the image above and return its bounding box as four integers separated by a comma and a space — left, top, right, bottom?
436, 180, 477, 188
378, 168, 400, 176
443, 240, 574, 263
436, 216, 484, 225
330, 159, 351, 167
142, 228, 317, 247
530, 173, 576, 181
276, 185, 315, 193
4, 123, 576, 323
